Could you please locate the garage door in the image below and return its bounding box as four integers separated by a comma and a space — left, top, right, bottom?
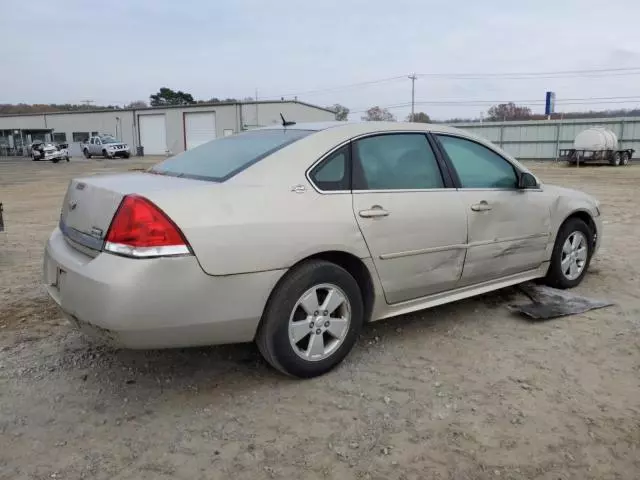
139, 114, 166, 155
185, 112, 216, 150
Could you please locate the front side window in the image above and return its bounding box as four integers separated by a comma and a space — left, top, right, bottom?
309, 145, 350, 191
152, 129, 313, 182
436, 135, 517, 189
353, 134, 444, 190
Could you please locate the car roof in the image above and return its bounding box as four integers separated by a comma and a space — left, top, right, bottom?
256, 120, 468, 137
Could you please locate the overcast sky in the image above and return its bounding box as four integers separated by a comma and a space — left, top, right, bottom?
2, 0, 640, 119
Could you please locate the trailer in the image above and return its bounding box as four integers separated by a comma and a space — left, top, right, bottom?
560, 127, 634, 166
560, 148, 634, 166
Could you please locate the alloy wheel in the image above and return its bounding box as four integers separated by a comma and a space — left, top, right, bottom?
288, 283, 351, 361
561, 231, 588, 280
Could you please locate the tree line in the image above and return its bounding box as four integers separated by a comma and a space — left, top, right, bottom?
3, 88, 640, 123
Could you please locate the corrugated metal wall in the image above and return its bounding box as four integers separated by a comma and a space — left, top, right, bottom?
452, 117, 640, 159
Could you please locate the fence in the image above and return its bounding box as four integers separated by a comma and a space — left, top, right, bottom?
451, 116, 640, 160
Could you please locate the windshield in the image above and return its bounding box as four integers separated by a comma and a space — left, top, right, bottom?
100, 137, 119, 144
150, 129, 313, 182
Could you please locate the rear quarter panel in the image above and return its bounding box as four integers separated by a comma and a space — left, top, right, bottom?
143, 185, 370, 276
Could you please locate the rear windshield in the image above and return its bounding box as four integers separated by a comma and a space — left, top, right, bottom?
150, 129, 313, 182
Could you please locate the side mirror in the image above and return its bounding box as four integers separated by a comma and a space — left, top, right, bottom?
518, 172, 539, 189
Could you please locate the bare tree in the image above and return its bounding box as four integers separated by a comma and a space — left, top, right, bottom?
328, 103, 349, 121
487, 102, 532, 121
406, 112, 430, 123
126, 100, 148, 108
362, 106, 396, 121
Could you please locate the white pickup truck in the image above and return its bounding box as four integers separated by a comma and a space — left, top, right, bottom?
83, 135, 131, 159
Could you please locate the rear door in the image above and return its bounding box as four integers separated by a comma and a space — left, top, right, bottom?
351, 133, 468, 304
434, 134, 550, 285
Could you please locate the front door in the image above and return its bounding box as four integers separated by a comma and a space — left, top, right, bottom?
351, 133, 468, 304
435, 134, 550, 285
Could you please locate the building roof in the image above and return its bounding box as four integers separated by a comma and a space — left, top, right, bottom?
0, 100, 336, 118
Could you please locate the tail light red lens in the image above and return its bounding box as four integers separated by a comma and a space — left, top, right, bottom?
104, 195, 191, 257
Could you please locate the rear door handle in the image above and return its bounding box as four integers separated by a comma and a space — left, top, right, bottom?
359, 205, 390, 218
470, 201, 492, 212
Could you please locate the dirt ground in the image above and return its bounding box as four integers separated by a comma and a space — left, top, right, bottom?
0, 156, 638, 480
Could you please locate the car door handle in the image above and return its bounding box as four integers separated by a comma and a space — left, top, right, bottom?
359, 206, 390, 218
470, 201, 492, 212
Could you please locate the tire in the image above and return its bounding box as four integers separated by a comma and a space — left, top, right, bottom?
65, 156, 70, 162
83, 149, 91, 159
102, 149, 110, 159
256, 260, 364, 378
543, 217, 593, 289
621, 152, 630, 166
123, 152, 130, 159
51, 158, 60, 163
610, 152, 621, 166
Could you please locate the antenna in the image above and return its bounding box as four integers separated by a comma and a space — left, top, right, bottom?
280, 113, 296, 127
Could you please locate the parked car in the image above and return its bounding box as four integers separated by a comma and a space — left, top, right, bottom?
44, 122, 602, 377
83, 135, 130, 159
31, 141, 70, 163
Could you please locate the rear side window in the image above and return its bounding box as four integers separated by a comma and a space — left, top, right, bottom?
353, 134, 444, 190
436, 135, 517, 189
309, 145, 350, 191
151, 129, 313, 182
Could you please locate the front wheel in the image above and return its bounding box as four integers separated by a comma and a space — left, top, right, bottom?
544, 218, 593, 289
83, 149, 91, 159
256, 260, 364, 378
123, 152, 130, 159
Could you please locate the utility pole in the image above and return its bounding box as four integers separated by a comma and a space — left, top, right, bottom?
80, 100, 94, 107
408, 74, 417, 121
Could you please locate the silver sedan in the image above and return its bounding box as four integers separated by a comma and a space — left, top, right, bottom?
44, 122, 602, 377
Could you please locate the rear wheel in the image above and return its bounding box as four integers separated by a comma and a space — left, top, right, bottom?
83, 148, 91, 159
610, 152, 621, 166
257, 260, 363, 378
544, 217, 593, 289
621, 151, 630, 166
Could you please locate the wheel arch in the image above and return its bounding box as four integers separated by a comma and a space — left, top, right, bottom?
255, 250, 377, 340
559, 209, 598, 248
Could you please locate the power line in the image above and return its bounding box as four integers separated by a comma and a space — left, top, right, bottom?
350, 95, 640, 113
270, 75, 407, 99
415, 66, 640, 79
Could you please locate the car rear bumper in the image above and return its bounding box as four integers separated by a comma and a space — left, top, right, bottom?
43, 227, 285, 348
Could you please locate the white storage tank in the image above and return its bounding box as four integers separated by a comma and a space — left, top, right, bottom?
573, 127, 618, 151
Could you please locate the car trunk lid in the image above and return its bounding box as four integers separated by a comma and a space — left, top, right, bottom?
60, 172, 211, 253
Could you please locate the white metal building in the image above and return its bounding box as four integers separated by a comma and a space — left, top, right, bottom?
0, 100, 335, 156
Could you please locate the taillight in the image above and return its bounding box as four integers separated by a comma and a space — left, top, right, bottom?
104, 195, 191, 258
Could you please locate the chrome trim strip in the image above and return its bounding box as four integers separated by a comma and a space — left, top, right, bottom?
378, 233, 549, 260
353, 188, 452, 194
59, 219, 103, 251
380, 243, 467, 260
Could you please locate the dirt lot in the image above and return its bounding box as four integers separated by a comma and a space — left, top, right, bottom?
1, 156, 638, 480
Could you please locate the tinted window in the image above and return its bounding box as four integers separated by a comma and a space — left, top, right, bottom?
152, 129, 313, 182
309, 145, 349, 191
437, 135, 517, 188
353, 134, 443, 190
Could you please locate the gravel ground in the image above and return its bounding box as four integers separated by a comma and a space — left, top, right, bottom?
1, 156, 639, 480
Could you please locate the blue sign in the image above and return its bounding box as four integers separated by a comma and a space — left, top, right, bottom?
545, 91, 556, 115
